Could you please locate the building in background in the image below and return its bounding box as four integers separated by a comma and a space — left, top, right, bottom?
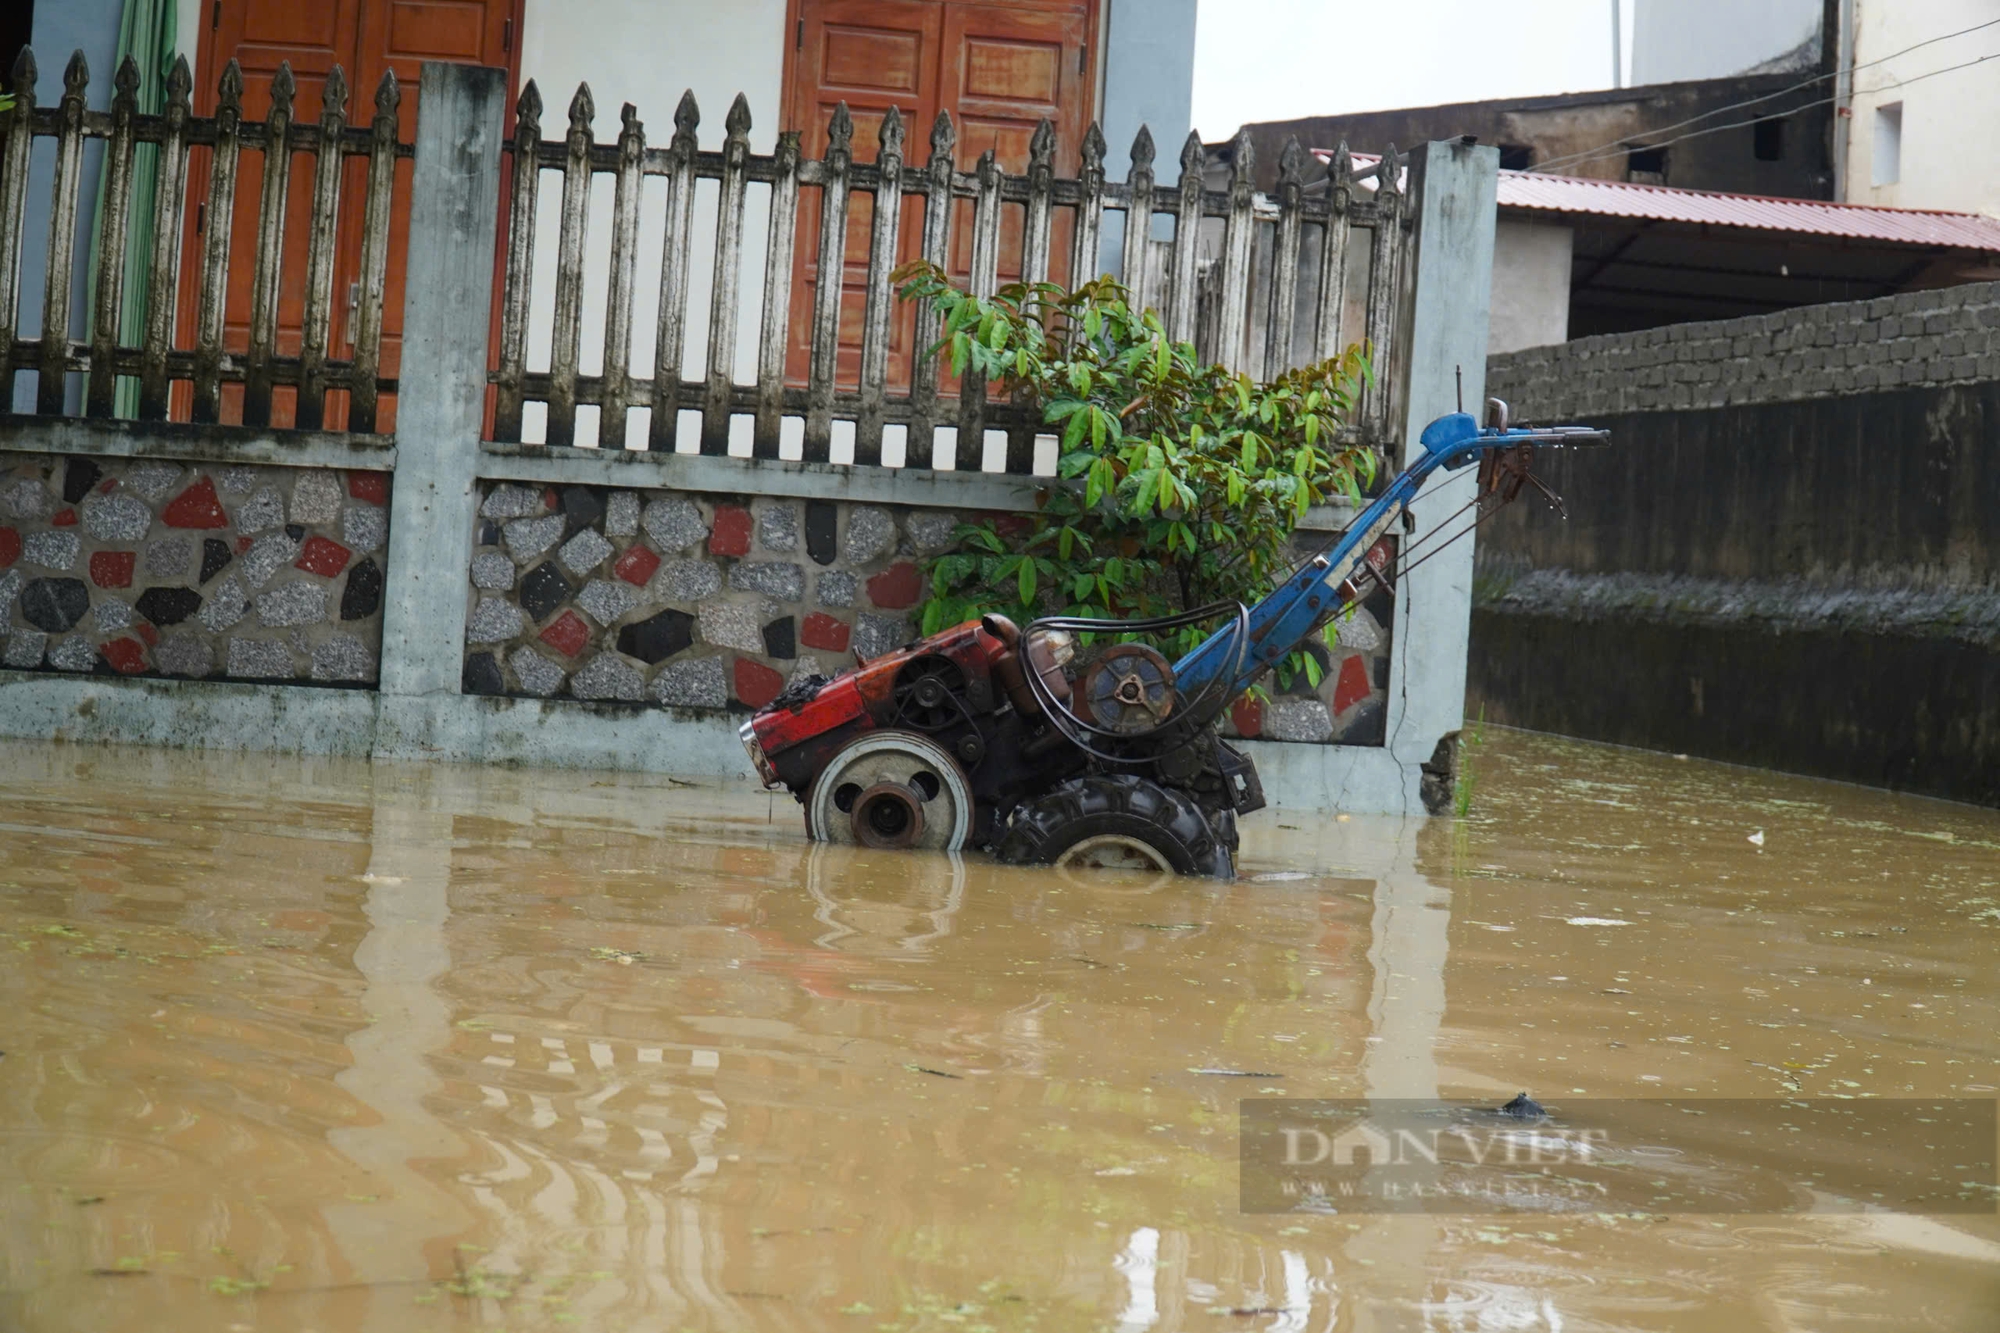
1837, 0, 2000, 216
1629, 0, 1826, 83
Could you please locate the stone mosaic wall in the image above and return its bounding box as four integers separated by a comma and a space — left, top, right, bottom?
0, 454, 388, 683
461, 480, 1394, 745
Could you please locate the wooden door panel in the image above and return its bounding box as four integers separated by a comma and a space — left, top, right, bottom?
179, 0, 518, 430
782, 0, 1094, 397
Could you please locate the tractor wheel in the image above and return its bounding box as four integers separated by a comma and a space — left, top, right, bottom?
995, 775, 1235, 880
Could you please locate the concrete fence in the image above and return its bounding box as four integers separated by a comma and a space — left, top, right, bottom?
0, 61, 1501, 814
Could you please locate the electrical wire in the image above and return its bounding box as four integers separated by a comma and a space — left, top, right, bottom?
1527, 16, 2000, 177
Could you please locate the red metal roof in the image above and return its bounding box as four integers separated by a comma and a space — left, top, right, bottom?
1318, 150, 2000, 251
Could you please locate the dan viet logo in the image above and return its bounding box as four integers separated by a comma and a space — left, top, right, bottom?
1240, 1098, 1997, 1216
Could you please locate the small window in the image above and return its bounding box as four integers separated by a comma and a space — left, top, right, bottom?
1497, 144, 1534, 171
1753, 116, 1785, 161
1626, 145, 1668, 184
1873, 102, 1903, 186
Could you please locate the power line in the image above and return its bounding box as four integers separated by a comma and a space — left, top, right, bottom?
1527, 15, 2000, 176
1528, 46, 2000, 178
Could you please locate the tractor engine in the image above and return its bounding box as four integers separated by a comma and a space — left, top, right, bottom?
740, 613, 1263, 876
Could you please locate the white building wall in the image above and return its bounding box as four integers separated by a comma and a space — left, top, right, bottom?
1841, 0, 2000, 217
1630, 0, 1821, 83
517, 0, 790, 452
1487, 219, 1572, 355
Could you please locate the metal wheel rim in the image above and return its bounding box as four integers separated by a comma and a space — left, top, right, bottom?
806, 731, 973, 852
1055, 834, 1175, 873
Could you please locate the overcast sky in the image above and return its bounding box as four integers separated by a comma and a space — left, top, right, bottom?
1191, 0, 1631, 137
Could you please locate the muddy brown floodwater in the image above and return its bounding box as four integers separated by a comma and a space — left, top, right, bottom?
1, 728, 1997, 1331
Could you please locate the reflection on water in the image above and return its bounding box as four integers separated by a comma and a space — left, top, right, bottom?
0, 730, 1996, 1330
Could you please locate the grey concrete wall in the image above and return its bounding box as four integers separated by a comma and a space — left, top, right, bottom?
1486, 279, 2000, 419
1488, 219, 1572, 355
1474, 285, 2000, 804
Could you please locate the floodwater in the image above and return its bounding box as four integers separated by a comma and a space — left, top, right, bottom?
1, 729, 1996, 1332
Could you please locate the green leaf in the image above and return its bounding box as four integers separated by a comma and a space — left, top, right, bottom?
1018, 558, 1037, 604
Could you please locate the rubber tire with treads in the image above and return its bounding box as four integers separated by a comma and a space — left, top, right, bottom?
995, 775, 1235, 879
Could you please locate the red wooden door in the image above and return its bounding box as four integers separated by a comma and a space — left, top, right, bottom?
781, 0, 1096, 392
180, 0, 521, 430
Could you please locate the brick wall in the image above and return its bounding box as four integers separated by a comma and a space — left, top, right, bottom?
459, 481, 1397, 744
1486, 280, 2000, 420
0, 455, 389, 683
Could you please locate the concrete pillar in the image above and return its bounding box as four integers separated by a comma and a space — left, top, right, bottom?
376, 62, 508, 706
1097, 0, 1198, 269
1387, 139, 1500, 808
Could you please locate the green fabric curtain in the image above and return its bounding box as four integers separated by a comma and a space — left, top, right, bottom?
85, 0, 178, 418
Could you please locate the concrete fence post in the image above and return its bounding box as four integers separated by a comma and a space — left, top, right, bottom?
1385, 139, 1500, 809
376, 62, 507, 743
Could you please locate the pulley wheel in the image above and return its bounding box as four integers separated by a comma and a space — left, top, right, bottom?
805, 731, 973, 852
1080, 644, 1178, 736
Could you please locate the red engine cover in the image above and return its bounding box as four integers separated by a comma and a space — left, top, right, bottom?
749, 620, 1006, 759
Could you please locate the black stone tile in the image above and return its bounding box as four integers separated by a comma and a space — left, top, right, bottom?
199, 537, 233, 585
805, 500, 837, 565
285, 523, 306, 541
1362, 585, 1394, 627
1372, 654, 1390, 690
62, 457, 102, 504
20, 578, 89, 633
1287, 641, 1332, 696
617, 608, 694, 664
463, 651, 505, 695
561, 485, 605, 535
519, 561, 572, 621
479, 519, 502, 547
135, 586, 202, 626
762, 615, 796, 660
341, 557, 383, 620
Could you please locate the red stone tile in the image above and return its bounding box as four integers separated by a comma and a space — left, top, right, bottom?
347, 471, 389, 504
613, 543, 661, 586
100, 637, 148, 674
98, 477, 119, 493
1230, 694, 1264, 738
990, 513, 1032, 540
163, 476, 229, 528
134, 622, 159, 647
865, 561, 922, 609
708, 504, 752, 556
50, 507, 77, 527
543, 486, 560, 512
800, 612, 850, 653
734, 657, 785, 709
236, 534, 254, 554
89, 550, 136, 588
0, 527, 18, 569
538, 609, 590, 657
1333, 652, 1372, 715
294, 535, 352, 578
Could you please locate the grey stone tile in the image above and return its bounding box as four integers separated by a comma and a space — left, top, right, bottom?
343, 505, 387, 553
653, 558, 720, 603
199, 574, 249, 631
842, 505, 896, 564
605, 490, 640, 537
24, 530, 78, 571
47, 634, 95, 672
467, 596, 526, 643
652, 655, 726, 708
504, 513, 564, 563
311, 633, 376, 682
3, 631, 46, 668
227, 637, 295, 678
0, 569, 20, 617
698, 600, 766, 653
817, 569, 857, 608
81, 491, 153, 542
728, 560, 804, 599
1, 478, 49, 520
217, 466, 257, 496
758, 503, 799, 551
558, 527, 615, 576
234, 485, 286, 535
642, 496, 707, 552
471, 551, 516, 590
906, 510, 957, 554
290, 471, 343, 525
1335, 609, 1382, 653
125, 461, 184, 502
481, 483, 544, 519
154, 634, 214, 677
508, 645, 567, 697
144, 535, 193, 579
1265, 698, 1333, 742
570, 653, 646, 701
93, 599, 133, 633
852, 612, 910, 658
241, 532, 301, 588
576, 578, 638, 626
256, 581, 328, 628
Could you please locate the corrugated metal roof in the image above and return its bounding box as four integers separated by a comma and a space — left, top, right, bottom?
1317, 150, 2000, 251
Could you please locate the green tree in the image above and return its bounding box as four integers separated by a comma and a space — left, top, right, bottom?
897, 262, 1377, 689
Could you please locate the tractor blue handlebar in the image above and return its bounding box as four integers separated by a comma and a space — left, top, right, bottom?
1170, 411, 1608, 700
